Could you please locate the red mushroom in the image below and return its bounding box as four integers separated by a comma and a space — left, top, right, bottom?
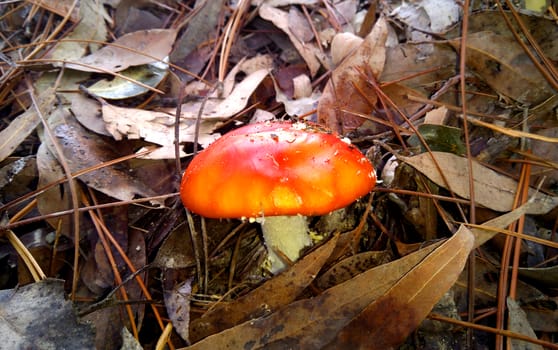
180, 121, 376, 273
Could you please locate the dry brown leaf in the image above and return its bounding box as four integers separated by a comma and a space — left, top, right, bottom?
189, 235, 339, 343
330, 32, 363, 65
36, 143, 78, 236
288, 7, 314, 43
0, 88, 55, 163
63, 28, 177, 73
27, 0, 80, 22
41, 107, 159, 202
317, 17, 388, 134
170, 0, 225, 67
315, 250, 392, 290
450, 31, 554, 104
470, 201, 551, 248
401, 151, 558, 214
70, 94, 110, 136
183, 240, 444, 349
47, 1, 109, 61
259, 4, 321, 76
323, 225, 473, 349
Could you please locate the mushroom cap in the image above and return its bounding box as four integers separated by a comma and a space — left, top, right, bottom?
180, 121, 376, 218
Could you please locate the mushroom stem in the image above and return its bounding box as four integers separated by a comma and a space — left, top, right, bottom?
259, 215, 312, 273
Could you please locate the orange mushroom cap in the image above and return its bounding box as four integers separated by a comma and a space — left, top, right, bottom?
180, 121, 376, 219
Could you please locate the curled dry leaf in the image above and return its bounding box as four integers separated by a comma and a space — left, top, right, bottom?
100, 69, 270, 158
401, 151, 558, 214
100, 103, 219, 157
317, 17, 388, 134
63, 28, 177, 73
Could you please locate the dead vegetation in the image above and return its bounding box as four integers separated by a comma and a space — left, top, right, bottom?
0, 0, 557, 349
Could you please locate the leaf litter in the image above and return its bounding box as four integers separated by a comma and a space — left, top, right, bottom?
1, 0, 558, 349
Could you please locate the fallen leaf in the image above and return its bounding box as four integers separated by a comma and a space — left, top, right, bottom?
470, 202, 549, 248
70, 94, 110, 136
450, 31, 554, 104
323, 225, 473, 349
259, 4, 321, 76
401, 151, 558, 214
85, 60, 168, 99
507, 297, 543, 350
317, 17, 388, 134
0, 279, 95, 348
407, 124, 466, 155
188, 235, 339, 342
101, 102, 220, 155
42, 107, 160, 202
315, 250, 392, 290
0, 88, 55, 163
170, 0, 226, 72
63, 28, 177, 73
165, 279, 193, 342
36, 143, 78, 236
288, 7, 314, 43
47, 0, 108, 61
27, 0, 80, 23
183, 239, 445, 349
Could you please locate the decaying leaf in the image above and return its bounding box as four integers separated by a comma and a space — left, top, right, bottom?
0, 88, 55, 163
259, 4, 321, 76
507, 298, 543, 350
184, 228, 472, 349
47, 0, 108, 61
27, 0, 80, 23
189, 235, 339, 342
0, 279, 95, 348
100, 102, 219, 157
317, 17, 388, 134
323, 225, 473, 349
315, 250, 392, 290
36, 143, 77, 235
401, 151, 558, 214
85, 60, 168, 100
165, 279, 193, 342
41, 107, 160, 202
450, 31, 554, 105
63, 28, 177, 73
